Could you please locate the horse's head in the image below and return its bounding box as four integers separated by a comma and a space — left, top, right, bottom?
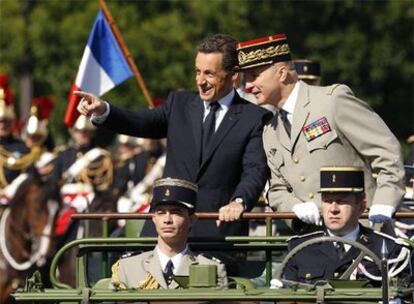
6, 173, 60, 268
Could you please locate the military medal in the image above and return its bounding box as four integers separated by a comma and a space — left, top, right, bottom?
302, 117, 331, 141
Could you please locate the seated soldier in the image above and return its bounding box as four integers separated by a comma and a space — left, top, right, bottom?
111, 177, 228, 289
283, 166, 411, 285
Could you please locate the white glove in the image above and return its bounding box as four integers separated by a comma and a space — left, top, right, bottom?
270, 279, 284, 289
292, 201, 321, 225
368, 204, 395, 225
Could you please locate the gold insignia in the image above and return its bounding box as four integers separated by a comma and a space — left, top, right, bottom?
165, 189, 170, 197
332, 174, 336, 183
138, 273, 159, 289
304, 65, 308, 72
238, 44, 290, 66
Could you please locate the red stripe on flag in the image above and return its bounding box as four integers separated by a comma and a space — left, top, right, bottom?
64, 83, 82, 128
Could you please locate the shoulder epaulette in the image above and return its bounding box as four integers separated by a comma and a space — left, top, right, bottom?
287, 230, 324, 242
326, 84, 342, 95
199, 253, 222, 263
53, 144, 70, 154
120, 250, 142, 259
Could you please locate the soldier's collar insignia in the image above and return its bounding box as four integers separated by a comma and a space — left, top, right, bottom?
302, 117, 331, 142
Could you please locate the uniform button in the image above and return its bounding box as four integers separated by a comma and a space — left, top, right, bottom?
308, 193, 314, 199
300, 176, 306, 182
334, 272, 339, 278
293, 157, 299, 164
76, 152, 83, 158
305, 273, 311, 279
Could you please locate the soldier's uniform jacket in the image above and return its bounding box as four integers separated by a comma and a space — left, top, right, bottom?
284, 225, 403, 285
52, 144, 94, 182
111, 249, 228, 289
263, 81, 405, 212
0, 136, 31, 188
113, 151, 153, 197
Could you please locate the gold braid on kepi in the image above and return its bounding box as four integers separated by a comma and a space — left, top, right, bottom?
79, 150, 113, 191
137, 273, 159, 290
110, 261, 127, 290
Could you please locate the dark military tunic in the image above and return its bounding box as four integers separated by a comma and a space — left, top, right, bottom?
284, 225, 406, 286
0, 136, 31, 187
113, 151, 153, 197
52, 144, 94, 182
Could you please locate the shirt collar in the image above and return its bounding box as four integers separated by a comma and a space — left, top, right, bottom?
156, 245, 189, 273
282, 81, 300, 115
327, 225, 360, 241
203, 89, 234, 112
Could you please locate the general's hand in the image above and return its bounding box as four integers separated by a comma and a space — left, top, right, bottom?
292, 201, 321, 225
75, 91, 106, 117
217, 201, 245, 225
368, 204, 395, 225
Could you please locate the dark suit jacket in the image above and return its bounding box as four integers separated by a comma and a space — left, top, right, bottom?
101, 90, 271, 236
284, 225, 405, 286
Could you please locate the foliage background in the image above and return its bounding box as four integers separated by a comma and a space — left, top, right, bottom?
0, 0, 413, 156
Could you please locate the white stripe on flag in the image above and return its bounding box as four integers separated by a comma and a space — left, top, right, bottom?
75, 46, 115, 96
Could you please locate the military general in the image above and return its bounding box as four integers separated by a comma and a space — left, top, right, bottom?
236, 33, 405, 228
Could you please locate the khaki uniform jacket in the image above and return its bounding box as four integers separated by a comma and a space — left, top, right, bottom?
264, 81, 404, 212
111, 249, 228, 289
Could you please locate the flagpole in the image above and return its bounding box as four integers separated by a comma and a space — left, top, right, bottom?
99, 0, 154, 108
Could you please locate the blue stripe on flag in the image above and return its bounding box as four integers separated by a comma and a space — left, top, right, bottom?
87, 10, 133, 85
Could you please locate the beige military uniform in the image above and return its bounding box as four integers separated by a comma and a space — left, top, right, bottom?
111, 249, 228, 289
264, 81, 404, 212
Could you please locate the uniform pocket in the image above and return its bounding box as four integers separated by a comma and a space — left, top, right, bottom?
306, 129, 338, 153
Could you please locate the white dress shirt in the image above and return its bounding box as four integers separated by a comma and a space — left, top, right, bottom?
156, 245, 189, 274
327, 225, 360, 252
281, 81, 301, 124
202, 89, 234, 131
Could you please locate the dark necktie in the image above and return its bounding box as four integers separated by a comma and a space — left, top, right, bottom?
202, 102, 221, 155
336, 242, 346, 260
163, 260, 174, 284
279, 109, 291, 138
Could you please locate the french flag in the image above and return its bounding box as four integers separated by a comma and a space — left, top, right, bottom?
65, 9, 133, 127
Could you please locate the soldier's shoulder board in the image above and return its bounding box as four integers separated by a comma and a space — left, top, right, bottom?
198, 253, 222, 264
326, 84, 342, 95
288, 230, 324, 242
120, 250, 143, 259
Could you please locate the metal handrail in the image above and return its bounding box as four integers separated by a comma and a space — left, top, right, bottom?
71, 211, 414, 220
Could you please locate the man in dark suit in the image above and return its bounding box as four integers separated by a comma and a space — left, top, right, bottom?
75, 34, 271, 237
284, 166, 411, 285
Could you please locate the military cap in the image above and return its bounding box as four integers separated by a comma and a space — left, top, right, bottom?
294, 59, 321, 80
320, 166, 364, 193
151, 178, 198, 210
236, 33, 291, 70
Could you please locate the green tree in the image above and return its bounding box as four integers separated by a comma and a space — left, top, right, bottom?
0, 0, 412, 151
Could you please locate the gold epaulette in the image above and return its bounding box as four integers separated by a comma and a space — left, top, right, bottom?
137, 272, 159, 290
110, 260, 128, 290
326, 84, 342, 95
